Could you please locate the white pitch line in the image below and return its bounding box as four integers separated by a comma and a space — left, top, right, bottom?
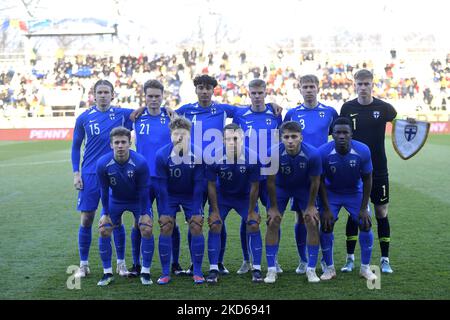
0, 159, 70, 168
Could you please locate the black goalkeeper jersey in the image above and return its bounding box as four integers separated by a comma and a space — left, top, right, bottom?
340, 97, 397, 176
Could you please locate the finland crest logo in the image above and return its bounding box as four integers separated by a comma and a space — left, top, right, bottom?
404, 125, 417, 141
349, 160, 356, 167
109, 109, 115, 120
319, 111, 325, 118
330, 166, 336, 174
189, 162, 195, 169
373, 111, 380, 119
299, 162, 306, 169
240, 166, 246, 173
266, 118, 272, 125
392, 119, 430, 160
211, 107, 217, 115
161, 116, 166, 124
127, 170, 134, 178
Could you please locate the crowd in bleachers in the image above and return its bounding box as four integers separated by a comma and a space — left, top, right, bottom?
0, 48, 449, 118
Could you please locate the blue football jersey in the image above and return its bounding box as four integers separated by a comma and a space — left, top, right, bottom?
176, 102, 237, 150
96, 150, 151, 214
272, 142, 322, 190
155, 143, 204, 196
319, 140, 373, 194
284, 103, 338, 148
72, 106, 133, 174
233, 105, 282, 158
205, 148, 260, 197
134, 108, 171, 177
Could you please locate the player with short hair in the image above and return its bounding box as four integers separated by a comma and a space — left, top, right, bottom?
265, 121, 322, 283
177, 75, 283, 276
96, 127, 154, 286
318, 117, 377, 281
232, 79, 283, 274
133, 79, 185, 276
284, 74, 338, 274
71, 80, 135, 278
154, 117, 206, 285
205, 123, 263, 283
340, 69, 397, 273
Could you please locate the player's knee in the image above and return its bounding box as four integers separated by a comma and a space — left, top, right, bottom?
99, 225, 112, 238
267, 215, 282, 230
139, 215, 153, 238
209, 221, 222, 233
320, 223, 334, 233
304, 214, 318, 227
247, 219, 260, 233
358, 222, 372, 233
81, 211, 95, 227
374, 204, 388, 219
158, 216, 174, 235
189, 216, 204, 235
208, 215, 222, 233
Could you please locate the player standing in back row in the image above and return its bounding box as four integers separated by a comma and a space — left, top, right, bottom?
340, 69, 397, 273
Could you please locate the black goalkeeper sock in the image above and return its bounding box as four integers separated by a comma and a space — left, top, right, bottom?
345, 216, 358, 255
376, 216, 390, 258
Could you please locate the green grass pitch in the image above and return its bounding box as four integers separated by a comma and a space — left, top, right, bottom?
0, 136, 449, 300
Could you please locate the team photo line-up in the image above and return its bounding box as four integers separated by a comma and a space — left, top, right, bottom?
71, 69, 397, 286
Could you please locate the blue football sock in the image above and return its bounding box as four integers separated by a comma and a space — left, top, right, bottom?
266, 244, 278, 268
99, 236, 112, 269
218, 223, 227, 263
113, 224, 126, 261
191, 234, 205, 276
78, 225, 92, 262
172, 223, 181, 264
295, 223, 307, 262
131, 227, 141, 265
159, 235, 172, 276
248, 230, 263, 266
208, 231, 221, 266
359, 230, 374, 265
240, 219, 249, 261
141, 235, 155, 269
320, 232, 334, 266
307, 244, 320, 268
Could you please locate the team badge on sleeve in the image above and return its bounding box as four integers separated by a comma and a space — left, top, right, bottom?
392, 119, 430, 160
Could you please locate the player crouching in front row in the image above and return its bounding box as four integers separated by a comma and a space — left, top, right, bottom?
96, 127, 155, 286
154, 117, 206, 285
317, 117, 377, 282
265, 121, 322, 284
